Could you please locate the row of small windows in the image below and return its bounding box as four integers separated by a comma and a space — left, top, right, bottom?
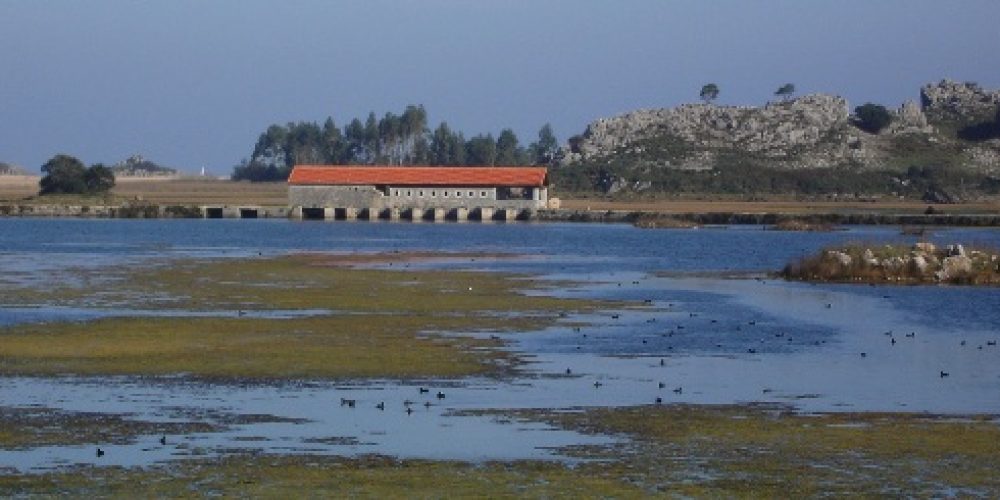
392, 189, 490, 199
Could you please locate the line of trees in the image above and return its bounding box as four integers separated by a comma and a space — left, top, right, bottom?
232, 105, 559, 182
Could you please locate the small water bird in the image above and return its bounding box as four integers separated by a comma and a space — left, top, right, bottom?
961, 340, 967, 346
905, 332, 916, 338
376, 402, 385, 411
673, 387, 683, 394
659, 359, 665, 366
424, 401, 432, 408
658, 382, 665, 389
340, 398, 356, 407
403, 400, 414, 407
655, 397, 663, 404
988, 340, 997, 346
436, 391, 446, 399
419, 387, 429, 394
565, 368, 572, 375
748, 348, 757, 354
891, 338, 896, 345
593, 381, 603, 388
860, 352, 867, 358
940, 371, 950, 378
826, 303, 832, 309
96, 448, 105, 457
406, 407, 413, 415
159, 435, 167, 446
611, 314, 620, 319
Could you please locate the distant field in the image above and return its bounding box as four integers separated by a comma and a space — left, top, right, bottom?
0, 176, 288, 206
2, 176, 998, 214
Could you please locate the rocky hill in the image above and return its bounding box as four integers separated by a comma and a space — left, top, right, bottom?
111, 155, 178, 177
555, 80, 1000, 198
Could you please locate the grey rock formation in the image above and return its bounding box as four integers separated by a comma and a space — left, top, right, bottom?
563, 94, 853, 170
888, 100, 931, 134
557, 80, 1000, 182
937, 255, 973, 281
920, 79, 1000, 123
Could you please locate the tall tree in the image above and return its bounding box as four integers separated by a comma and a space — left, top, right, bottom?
699, 83, 720, 104
321, 117, 344, 163
343, 118, 366, 164
853, 103, 893, 134
363, 112, 379, 163
465, 134, 496, 166
83, 163, 115, 192
449, 131, 467, 165
39, 154, 88, 194
530, 123, 558, 164
430, 122, 454, 165
378, 112, 401, 164
495, 129, 520, 165
775, 83, 796, 101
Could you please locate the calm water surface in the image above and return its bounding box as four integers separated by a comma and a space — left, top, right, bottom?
1, 219, 999, 471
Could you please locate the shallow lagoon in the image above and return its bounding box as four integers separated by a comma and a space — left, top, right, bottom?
1, 219, 999, 471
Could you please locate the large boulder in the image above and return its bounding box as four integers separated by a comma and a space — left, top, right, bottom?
936, 255, 973, 281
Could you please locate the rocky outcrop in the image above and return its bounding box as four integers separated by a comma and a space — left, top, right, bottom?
563, 94, 855, 170
0, 162, 27, 175
557, 80, 1000, 189
887, 100, 932, 134
784, 242, 1000, 285
111, 155, 178, 177
920, 79, 1000, 124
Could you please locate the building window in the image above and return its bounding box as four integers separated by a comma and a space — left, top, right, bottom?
468, 191, 474, 197
407, 191, 412, 197
431, 191, 436, 197
481, 191, 487, 197
394, 190, 399, 196
419, 190, 424, 197
456, 191, 462, 197
444, 191, 449, 197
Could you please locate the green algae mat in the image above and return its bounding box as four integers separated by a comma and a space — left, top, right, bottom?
0, 253, 603, 379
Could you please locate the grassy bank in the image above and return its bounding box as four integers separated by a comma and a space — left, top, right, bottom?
0, 254, 605, 379
4, 405, 998, 497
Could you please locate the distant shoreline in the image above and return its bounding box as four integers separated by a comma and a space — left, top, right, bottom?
2, 176, 998, 225
1, 202, 999, 227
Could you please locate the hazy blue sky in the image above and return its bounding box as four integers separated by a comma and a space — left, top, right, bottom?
2, 0, 999, 173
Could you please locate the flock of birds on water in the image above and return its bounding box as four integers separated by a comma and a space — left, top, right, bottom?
91, 280, 997, 460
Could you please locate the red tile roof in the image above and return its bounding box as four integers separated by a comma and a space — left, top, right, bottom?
288, 165, 548, 187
